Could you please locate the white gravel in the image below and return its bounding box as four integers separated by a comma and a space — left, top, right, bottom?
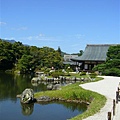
80, 76, 120, 120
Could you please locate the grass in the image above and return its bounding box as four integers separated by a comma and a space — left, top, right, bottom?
35, 77, 106, 120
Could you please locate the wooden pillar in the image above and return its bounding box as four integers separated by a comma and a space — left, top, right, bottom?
108, 112, 111, 120
118, 87, 120, 91
116, 91, 119, 104
81, 61, 84, 70
113, 99, 115, 116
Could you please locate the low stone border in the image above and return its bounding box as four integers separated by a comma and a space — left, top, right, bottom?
36, 96, 90, 105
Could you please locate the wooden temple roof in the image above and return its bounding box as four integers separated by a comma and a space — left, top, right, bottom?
71, 44, 111, 62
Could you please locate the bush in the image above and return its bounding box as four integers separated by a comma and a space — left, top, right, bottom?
51, 71, 64, 78
92, 63, 106, 72
66, 68, 73, 72
80, 71, 86, 76
40, 67, 47, 71
89, 73, 97, 78
103, 68, 120, 77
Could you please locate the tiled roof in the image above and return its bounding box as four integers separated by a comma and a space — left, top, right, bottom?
71, 44, 111, 61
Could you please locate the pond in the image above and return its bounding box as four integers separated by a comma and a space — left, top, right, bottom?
0, 72, 87, 120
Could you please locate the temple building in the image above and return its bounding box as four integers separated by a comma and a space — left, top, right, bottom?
71, 44, 111, 71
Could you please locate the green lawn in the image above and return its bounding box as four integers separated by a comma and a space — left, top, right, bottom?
35, 78, 106, 120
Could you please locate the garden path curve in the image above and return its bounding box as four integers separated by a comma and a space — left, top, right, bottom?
80, 76, 120, 120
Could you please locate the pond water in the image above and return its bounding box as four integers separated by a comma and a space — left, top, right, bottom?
0, 72, 87, 120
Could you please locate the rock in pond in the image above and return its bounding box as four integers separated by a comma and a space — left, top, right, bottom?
31, 77, 40, 83
47, 84, 53, 90
52, 84, 61, 90
37, 96, 51, 102
47, 84, 61, 90
20, 88, 35, 104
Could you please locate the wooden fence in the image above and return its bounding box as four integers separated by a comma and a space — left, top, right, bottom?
107, 82, 120, 120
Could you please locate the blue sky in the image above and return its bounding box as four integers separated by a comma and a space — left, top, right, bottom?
0, 0, 120, 53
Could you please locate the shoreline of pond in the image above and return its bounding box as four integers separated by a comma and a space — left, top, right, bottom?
34, 80, 106, 120
36, 96, 90, 105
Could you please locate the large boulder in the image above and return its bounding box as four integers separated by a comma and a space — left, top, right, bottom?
20, 88, 35, 104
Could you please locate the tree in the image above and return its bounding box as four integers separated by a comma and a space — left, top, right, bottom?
0, 39, 15, 70
39, 47, 63, 69
57, 46, 62, 56
78, 50, 83, 56
0, 39, 64, 72
17, 55, 33, 73
93, 45, 120, 76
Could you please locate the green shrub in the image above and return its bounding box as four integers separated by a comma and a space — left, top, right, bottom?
64, 72, 71, 76
89, 73, 97, 78
40, 67, 47, 71
51, 71, 64, 78
103, 68, 120, 77
65, 66, 74, 72
80, 71, 86, 76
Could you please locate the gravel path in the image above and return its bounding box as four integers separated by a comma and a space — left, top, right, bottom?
80, 76, 120, 120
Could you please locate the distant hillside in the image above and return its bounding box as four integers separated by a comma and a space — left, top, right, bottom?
1, 39, 16, 43
1, 38, 75, 55
6, 40, 16, 43
1, 39, 29, 46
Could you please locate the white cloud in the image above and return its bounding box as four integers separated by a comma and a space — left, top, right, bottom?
21, 33, 60, 42
0, 22, 7, 25
74, 34, 85, 39
39, 33, 45, 37
3, 37, 16, 40
67, 34, 85, 40
11, 27, 28, 31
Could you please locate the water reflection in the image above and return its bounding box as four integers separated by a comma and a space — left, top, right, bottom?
0, 72, 87, 120
21, 103, 34, 116
37, 101, 87, 112
20, 101, 87, 117
0, 72, 77, 101
0, 72, 47, 101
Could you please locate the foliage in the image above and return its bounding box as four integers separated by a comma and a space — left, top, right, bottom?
72, 50, 83, 56
66, 67, 73, 72
80, 71, 86, 76
0, 39, 63, 73
57, 46, 62, 56
89, 73, 97, 78
50, 70, 64, 78
93, 45, 120, 76
78, 50, 84, 56
17, 55, 33, 73
103, 68, 120, 76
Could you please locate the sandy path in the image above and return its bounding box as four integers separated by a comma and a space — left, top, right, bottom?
80, 76, 120, 120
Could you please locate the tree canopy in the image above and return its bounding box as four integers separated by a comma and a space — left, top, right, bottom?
0, 39, 63, 73
93, 45, 120, 76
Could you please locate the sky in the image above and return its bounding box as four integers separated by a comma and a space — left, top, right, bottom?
0, 0, 120, 53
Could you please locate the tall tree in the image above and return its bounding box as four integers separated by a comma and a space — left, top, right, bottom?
78, 50, 83, 56
93, 45, 120, 76
57, 46, 62, 56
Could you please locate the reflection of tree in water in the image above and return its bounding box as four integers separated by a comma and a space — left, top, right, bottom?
55, 101, 87, 112
21, 103, 34, 116
37, 101, 87, 112
60, 101, 87, 112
